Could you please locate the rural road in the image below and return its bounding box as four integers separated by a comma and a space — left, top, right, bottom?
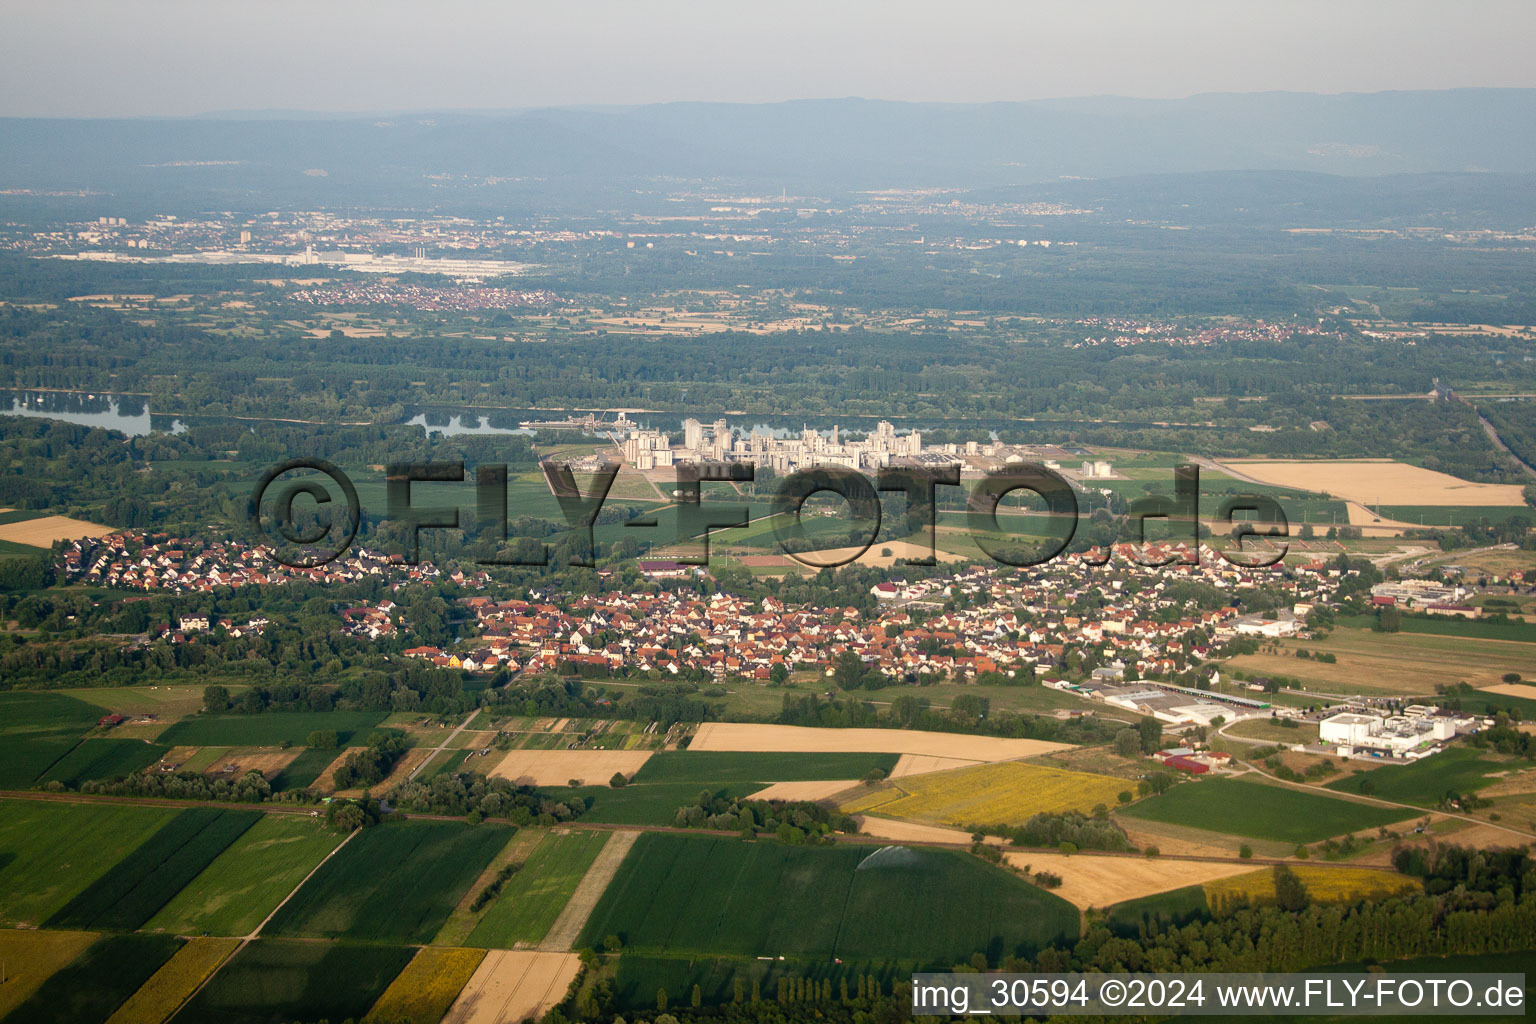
409, 707, 483, 782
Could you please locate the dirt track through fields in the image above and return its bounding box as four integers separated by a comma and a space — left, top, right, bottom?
538, 829, 639, 951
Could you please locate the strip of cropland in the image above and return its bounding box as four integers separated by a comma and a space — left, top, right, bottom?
577, 832, 1077, 964
44, 808, 261, 932
264, 820, 512, 945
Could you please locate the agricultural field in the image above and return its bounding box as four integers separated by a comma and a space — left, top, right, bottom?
1105, 884, 1213, 937
1218, 459, 1525, 507
631, 751, 900, 786
490, 749, 654, 787
168, 939, 415, 1024
0, 691, 103, 788
265, 821, 512, 945
364, 946, 485, 1024
578, 833, 1077, 964
36, 738, 170, 789
64, 686, 215, 741
157, 711, 389, 747
558, 782, 762, 826
268, 746, 336, 792
843, 761, 1127, 827
466, 829, 609, 949
0, 513, 113, 547
1118, 777, 1416, 844
0, 800, 178, 927
1324, 747, 1505, 805
442, 950, 582, 1024
103, 937, 241, 1024
1222, 629, 1536, 694
0, 930, 99, 1020
1224, 718, 1322, 745
146, 815, 345, 937
1203, 865, 1419, 911
687, 723, 1071, 760
1001, 852, 1253, 911
46, 807, 261, 932
1, 933, 183, 1024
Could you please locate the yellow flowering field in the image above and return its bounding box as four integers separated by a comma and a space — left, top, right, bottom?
1205, 865, 1418, 912
364, 946, 485, 1023
105, 937, 241, 1024
841, 760, 1127, 826
0, 929, 99, 1020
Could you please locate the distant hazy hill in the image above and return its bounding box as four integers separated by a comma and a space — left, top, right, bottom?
2, 90, 1533, 204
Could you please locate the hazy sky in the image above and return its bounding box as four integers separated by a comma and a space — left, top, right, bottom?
3, 0, 1533, 117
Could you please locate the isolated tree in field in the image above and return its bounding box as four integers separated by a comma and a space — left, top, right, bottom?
1138, 717, 1163, 754
1114, 728, 1142, 758
1240, 844, 1253, 859
1273, 864, 1310, 911
609, 771, 628, 788
657, 988, 667, 1012
692, 984, 702, 1008
203, 685, 231, 714
307, 729, 338, 749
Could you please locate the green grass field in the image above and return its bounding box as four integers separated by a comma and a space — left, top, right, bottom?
1117, 777, 1416, 843
579, 833, 1078, 964
157, 711, 389, 747
0, 799, 178, 927
1, 933, 184, 1024
35, 738, 169, 788
46, 807, 261, 932
560, 783, 763, 825
1104, 884, 1212, 937
631, 751, 900, 785
1324, 747, 1505, 805
269, 746, 337, 793
167, 939, 414, 1024
465, 828, 608, 948
0, 691, 103, 788
145, 814, 345, 937
265, 820, 511, 944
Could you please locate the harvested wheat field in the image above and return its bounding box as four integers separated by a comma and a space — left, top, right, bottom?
1221, 459, 1524, 507
890, 754, 980, 777
312, 747, 365, 794
202, 747, 302, 779
747, 780, 862, 802
688, 723, 1070, 760
489, 749, 653, 787
442, 950, 581, 1024
1004, 852, 1252, 910
1480, 682, 1536, 700
786, 538, 968, 569
0, 515, 115, 547
852, 816, 976, 845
